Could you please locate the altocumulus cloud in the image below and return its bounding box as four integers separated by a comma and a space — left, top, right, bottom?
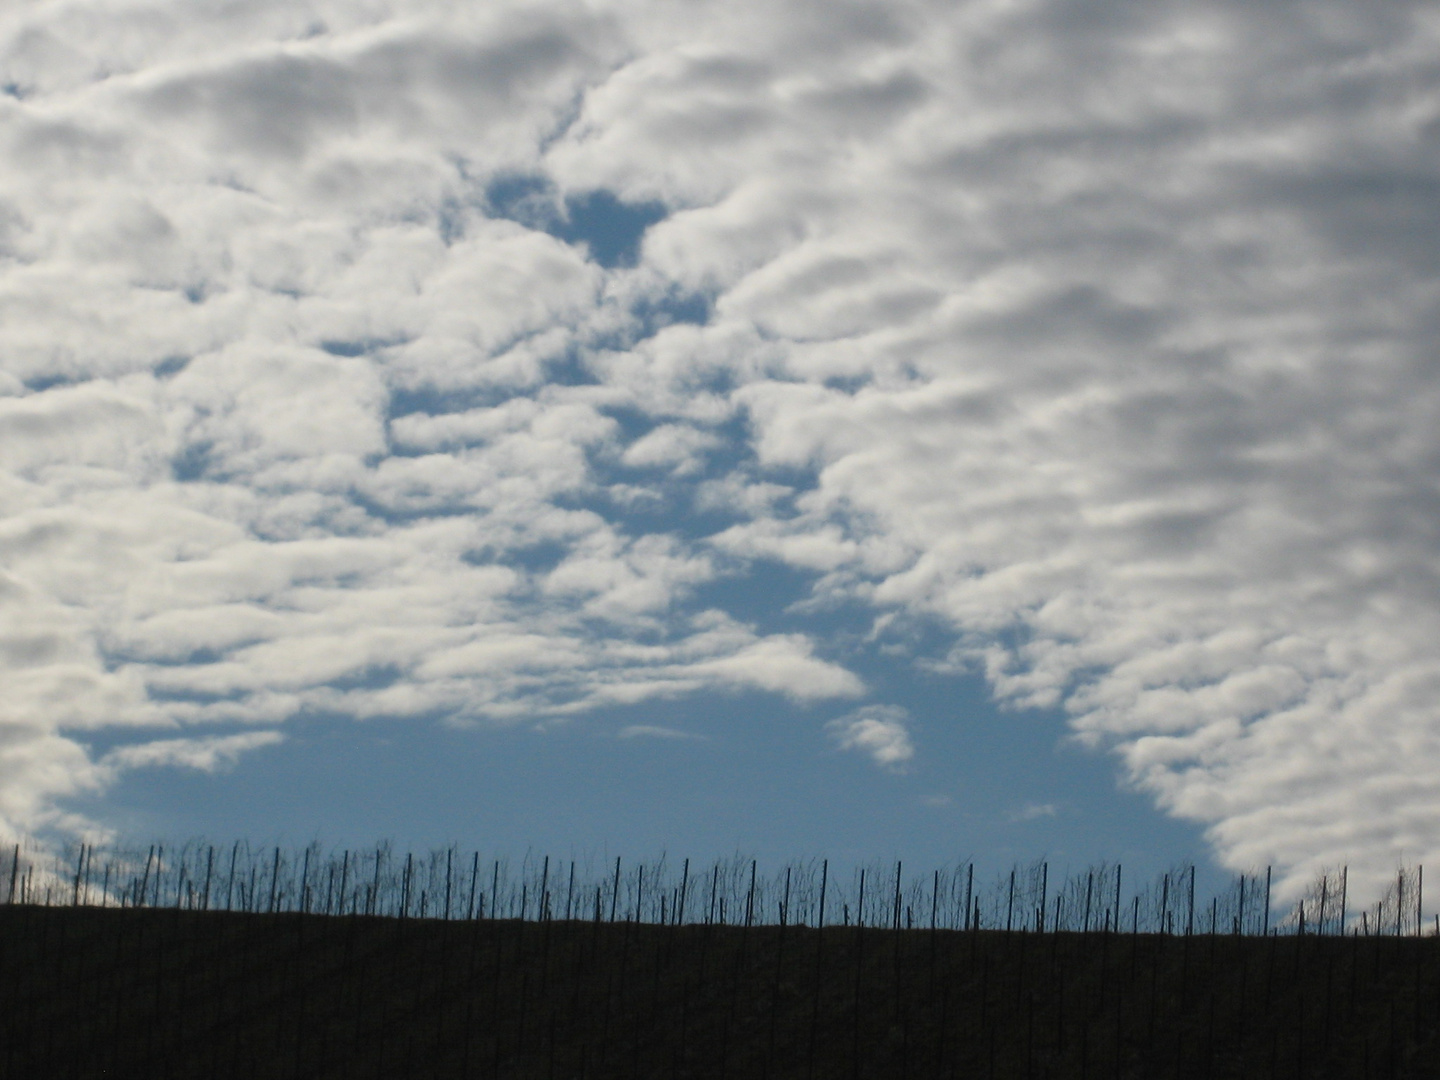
2, 0, 1439, 900
828, 706, 915, 771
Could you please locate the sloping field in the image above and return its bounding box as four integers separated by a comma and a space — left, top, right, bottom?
2, 905, 1438, 1078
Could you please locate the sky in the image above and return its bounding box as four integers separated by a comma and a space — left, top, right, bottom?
2, 0, 1440, 906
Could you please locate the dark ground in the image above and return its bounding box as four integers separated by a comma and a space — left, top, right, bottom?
2, 905, 1439, 1078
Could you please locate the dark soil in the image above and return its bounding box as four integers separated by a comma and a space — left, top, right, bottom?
2, 905, 1438, 1078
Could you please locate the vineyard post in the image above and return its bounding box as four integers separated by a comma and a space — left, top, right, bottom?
1188, 866, 1196, 936
1263, 867, 1272, 936
1416, 866, 1423, 937
492, 860, 500, 921
72, 843, 84, 906
1084, 871, 1093, 933
1006, 867, 1015, 933
567, 860, 577, 921
139, 845, 155, 909
818, 859, 829, 926
6, 844, 17, 904
858, 868, 867, 928
226, 842, 239, 911
540, 856, 550, 921
402, 852, 415, 918
268, 846, 280, 914
677, 858, 689, 925
300, 847, 311, 914
746, 860, 757, 928
708, 863, 718, 924
370, 847, 383, 917
783, 866, 792, 928
964, 864, 974, 932
153, 845, 164, 907
1396, 869, 1405, 936
1040, 862, 1048, 933
444, 849, 453, 920
892, 862, 902, 932
1340, 866, 1348, 932
931, 869, 939, 931
610, 857, 621, 923
808, 858, 828, 1080
1236, 874, 1245, 936
202, 847, 214, 912
338, 851, 350, 917
1161, 873, 1169, 935
1114, 865, 1122, 936
467, 852, 478, 919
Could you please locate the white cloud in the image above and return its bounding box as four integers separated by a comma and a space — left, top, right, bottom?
2, 0, 1440, 902
617, 724, 704, 741
102, 731, 285, 773
827, 705, 915, 770
1010, 803, 1058, 823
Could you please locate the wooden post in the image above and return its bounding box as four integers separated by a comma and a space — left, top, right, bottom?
818, 859, 829, 926
139, 845, 155, 908
746, 860, 757, 928
225, 842, 239, 911
677, 858, 689, 925
468, 852, 479, 919
1263, 867, 1272, 936
444, 849, 453, 920
401, 851, 413, 918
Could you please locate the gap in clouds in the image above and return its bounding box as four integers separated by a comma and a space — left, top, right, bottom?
71, 672, 1221, 893
485, 174, 668, 270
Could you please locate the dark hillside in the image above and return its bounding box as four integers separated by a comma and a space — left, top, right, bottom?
3, 905, 1439, 1078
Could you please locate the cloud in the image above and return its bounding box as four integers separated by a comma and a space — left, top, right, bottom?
2, 0, 1440, 902
101, 731, 285, 773
1010, 803, 1058, 823
827, 705, 915, 771
617, 724, 704, 741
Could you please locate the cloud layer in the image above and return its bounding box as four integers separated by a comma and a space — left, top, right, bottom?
3, 0, 1440, 899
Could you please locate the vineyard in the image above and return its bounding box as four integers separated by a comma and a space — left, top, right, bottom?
3, 842, 1439, 1078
